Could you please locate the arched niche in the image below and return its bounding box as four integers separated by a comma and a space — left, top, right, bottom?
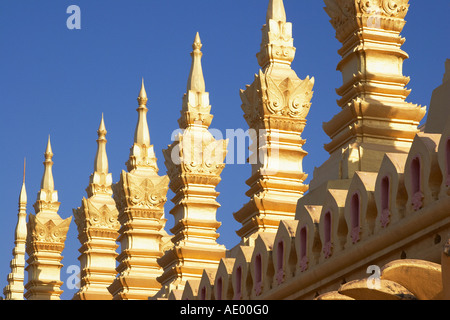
214, 258, 235, 300
272, 220, 298, 286
404, 133, 442, 214
318, 189, 348, 262
295, 205, 322, 273
374, 153, 408, 232
198, 268, 217, 300
344, 172, 377, 247
250, 233, 275, 298
231, 245, 254, 300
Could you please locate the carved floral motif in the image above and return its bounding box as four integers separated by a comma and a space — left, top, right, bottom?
241, 70, 313, 128
380, 208, 391, 228
323, 241, 333, 259
351, 226, 361, 244
276, 268, 285, 285
27, 214, 71, 244
325, 0, 409, 30
126, 176, 169, 209
74, 200, 119, 234
299, 255, 308, 272
411, 191, 424, 211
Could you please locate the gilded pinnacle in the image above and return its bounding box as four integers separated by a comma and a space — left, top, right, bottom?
257, 0, 294, 70
193, 31, 202, 51
266, 0, 286, 23
187, 32, 206, 93
41, 136, 55, 191
19, 158, 27, 205
94, 113, 109, 175
45, 135, 53, 159
133, 79, 151, 147
98, 113, 107, 139
137, 78, 148, 106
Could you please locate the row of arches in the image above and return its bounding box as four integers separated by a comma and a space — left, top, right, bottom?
174, 123, 450, 300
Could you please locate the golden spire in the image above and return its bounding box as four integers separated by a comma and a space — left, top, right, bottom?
16, 158, 27, 241
19, 158, 27, 205
3, 159, 28, 300
177, 32, 213, 129
133, 78, 151, 147
94, 113, 109, 175
257, 0, 295, 70
186, 32, 206, 93
126, 79, 159, 172
266, 0, 286, 23
137, 78, 148, 105
40, 136, 55, 192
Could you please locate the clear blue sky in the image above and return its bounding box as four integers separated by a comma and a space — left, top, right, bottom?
0, 0, 448, 300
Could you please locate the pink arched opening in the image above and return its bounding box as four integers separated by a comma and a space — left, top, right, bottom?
255, 254, 262, 296
299, 226, 308, 271
276, 241, 284, 284
351, 193, 360, 243
323, 211, 332, 258
411, 156, 423, 210
380, 176, 390, 227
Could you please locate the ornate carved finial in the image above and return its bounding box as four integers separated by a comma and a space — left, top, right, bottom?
34, 136, 60, 216
40, 136, 55, 193
134, 79, 150, 147
126, 79, 157, 172
193, 31, 202, 50
257, 0, 296, 70
178, 32, 213, 129
94, 113, 109, 176
187, 32, 206, 93
137, 78, 148, 106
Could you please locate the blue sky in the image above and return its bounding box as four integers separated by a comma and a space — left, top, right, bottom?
0, 0, 448, 300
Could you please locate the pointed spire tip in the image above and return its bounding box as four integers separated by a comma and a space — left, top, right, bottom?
138, 77, 148, 105
98, 112, 107, 136
187, 32, 206, 93
193, 32, 202, 50
267, 0, 286, 23
45, 135, 53, 156
19, 157, 27, 204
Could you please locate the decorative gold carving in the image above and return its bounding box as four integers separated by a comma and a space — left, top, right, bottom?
114, 173, 169, 210
28, 214, 71, 244
156, 34, 226, 297
110, 80, 169, 300
24, 139, 71, 300
240, 72, 313, 129
235, 0, 313, 240
74, 200, 119, 232
325, 0, 409, 34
